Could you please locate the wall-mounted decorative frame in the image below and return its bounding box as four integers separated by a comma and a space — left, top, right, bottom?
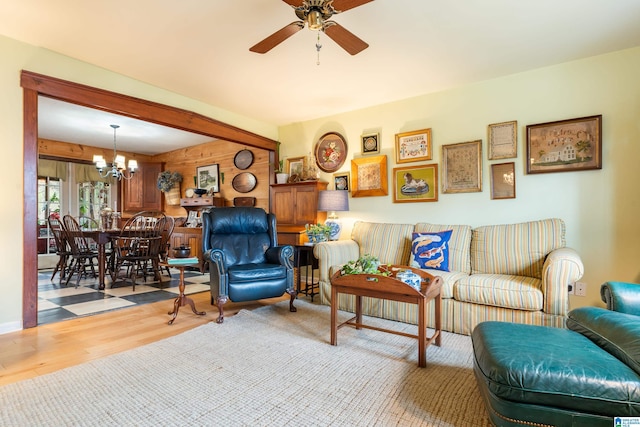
490, 162, 516, 200
196, 164, 219, 193
392, 164, 439, 203
526, 115, 602, 174
233, 149, 254, 170
442, 140, 482, 194
488, 120, 517, 160
351, 155, 388, 197
395, 128, 432, 163
361, 132, 380, 155
333, 171, 350, 191
285, 156, 306, 177
315, 132, 348, 172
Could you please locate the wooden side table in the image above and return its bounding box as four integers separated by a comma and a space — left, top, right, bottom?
330, 265, 443, 368
160, 261, 206, 325
294, 244, 319, 301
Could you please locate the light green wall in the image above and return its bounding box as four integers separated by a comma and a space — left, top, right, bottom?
279, 46, 640, 309
0, 35, 278, 332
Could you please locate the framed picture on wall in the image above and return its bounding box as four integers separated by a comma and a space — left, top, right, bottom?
395, 128, 432, 163
526, 115, 602, 174
351, 155, 388, 197
442, 140, 482, 194
490, 162, 516, 200
488, 120, 517, 160
285, 156, 306, 177
196, 164, 219, 193
392, 164, 439, 203
361, 132, 380, 154
333, 171, 350, 191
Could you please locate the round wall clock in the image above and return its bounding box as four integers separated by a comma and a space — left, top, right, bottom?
314, 132, 348, 173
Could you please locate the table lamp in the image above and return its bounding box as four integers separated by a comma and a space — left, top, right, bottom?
317, 190, 349, 240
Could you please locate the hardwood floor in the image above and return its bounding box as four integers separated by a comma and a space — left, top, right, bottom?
0, 291, 288, 386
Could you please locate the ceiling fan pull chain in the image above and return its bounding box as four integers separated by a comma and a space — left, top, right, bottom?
316, 31, 322, 65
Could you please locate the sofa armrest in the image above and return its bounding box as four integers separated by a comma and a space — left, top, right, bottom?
541, 247, 584, 316
601, 281, 640, 315
313, 240, 359, 303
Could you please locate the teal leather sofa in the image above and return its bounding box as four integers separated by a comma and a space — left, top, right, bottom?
472, 281, 640, 426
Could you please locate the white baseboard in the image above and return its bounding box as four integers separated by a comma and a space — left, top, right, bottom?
0, 321, 23, 335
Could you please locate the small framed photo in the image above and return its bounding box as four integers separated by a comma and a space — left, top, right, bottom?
488, 120, 517, 160
392, 164, 439, 203
351, 155, 388, 198
333, 171, 350, 191
196, 164, 219, 193
490, 162, 516, 200
442, 140, 482, 194
361, 132, 380, 154
395, 128, 432, 163
526, 115, 602, 174
285, 156, 306, 177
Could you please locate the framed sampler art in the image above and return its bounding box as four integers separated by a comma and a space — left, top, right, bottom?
333, 171, 350, 191
392, 164, 439, 203
488, 120, 517, 160
526, 115, 602, 174
395, 128, 432, 163
490, 162, 516, 200
196, 164, 219, 193
350, 155, 388, 197
361, 132, 380, 154
314, 132, 348, 173
442, 140, 482, 194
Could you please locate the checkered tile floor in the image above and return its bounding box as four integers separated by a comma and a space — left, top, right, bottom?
38, 267, 210, 325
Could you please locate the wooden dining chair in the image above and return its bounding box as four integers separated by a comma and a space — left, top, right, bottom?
48, 214, 72, 283
61, 215, 99, 288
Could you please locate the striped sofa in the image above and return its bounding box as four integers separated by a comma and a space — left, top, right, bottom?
313, 218, 584, 335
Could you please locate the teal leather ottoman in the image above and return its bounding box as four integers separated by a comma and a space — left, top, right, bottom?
472, 307, 640, 426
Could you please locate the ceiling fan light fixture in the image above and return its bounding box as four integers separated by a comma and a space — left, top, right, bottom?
307, 10, 323, 30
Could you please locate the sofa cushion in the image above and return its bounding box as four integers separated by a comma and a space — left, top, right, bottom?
473, 321, 640, 418
471, 218, 565, 277
409, 230, 453, 271
351, 221, 414, 265
414, 223, 472, 274
455, 274, 543, 311
568, 306, 640, 376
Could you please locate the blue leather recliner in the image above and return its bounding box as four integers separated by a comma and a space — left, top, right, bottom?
202, 207, 296, 323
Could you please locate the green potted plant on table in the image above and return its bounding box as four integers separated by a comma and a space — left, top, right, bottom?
305, 223, 332, 244
340, 254, 391, 277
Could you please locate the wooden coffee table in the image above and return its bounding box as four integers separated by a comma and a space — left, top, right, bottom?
330, 265, 443, 368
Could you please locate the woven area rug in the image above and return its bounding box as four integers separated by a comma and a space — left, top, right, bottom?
0, 300, 491, 426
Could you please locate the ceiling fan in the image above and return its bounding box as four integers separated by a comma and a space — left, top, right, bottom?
250, 0, 373, 55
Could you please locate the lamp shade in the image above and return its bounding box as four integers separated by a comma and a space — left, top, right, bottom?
317, 190, 349, 213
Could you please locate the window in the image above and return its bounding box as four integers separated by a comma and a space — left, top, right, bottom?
78, 181, 111, 228
37, 176, 62, 254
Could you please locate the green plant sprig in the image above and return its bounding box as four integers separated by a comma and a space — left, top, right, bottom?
340, 254, 391, 276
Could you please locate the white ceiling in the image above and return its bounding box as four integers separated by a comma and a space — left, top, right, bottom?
2, 0, 640, 154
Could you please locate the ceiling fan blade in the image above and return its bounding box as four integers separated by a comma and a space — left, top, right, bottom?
331, 0, 374, 13
323, 23, 369, 55
281, 0, 304, 6
250, 22, 304, 54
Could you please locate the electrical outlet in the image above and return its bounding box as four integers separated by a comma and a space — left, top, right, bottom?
568, 283, 575, 295
575, 282, 587, 297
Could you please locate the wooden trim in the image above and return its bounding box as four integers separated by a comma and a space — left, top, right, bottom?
21, 71, 278, 150
21, 70, 279, 328
23, 87, 38, 328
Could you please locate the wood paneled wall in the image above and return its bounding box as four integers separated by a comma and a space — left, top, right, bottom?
154, 139, 270, 217
38, 137, 271, 217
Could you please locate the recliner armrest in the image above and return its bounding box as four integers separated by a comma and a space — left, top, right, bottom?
265, 245, 294, 269
601, 281, 640, 315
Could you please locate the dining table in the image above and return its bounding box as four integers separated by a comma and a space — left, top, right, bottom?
83, 229, 121, 290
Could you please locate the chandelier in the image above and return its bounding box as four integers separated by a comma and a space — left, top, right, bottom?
92, 124, 137, 180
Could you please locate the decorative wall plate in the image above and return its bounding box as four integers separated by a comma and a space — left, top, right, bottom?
234, 149, 254, 170
232, 172, 257, 193
314, 132, 348, 173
